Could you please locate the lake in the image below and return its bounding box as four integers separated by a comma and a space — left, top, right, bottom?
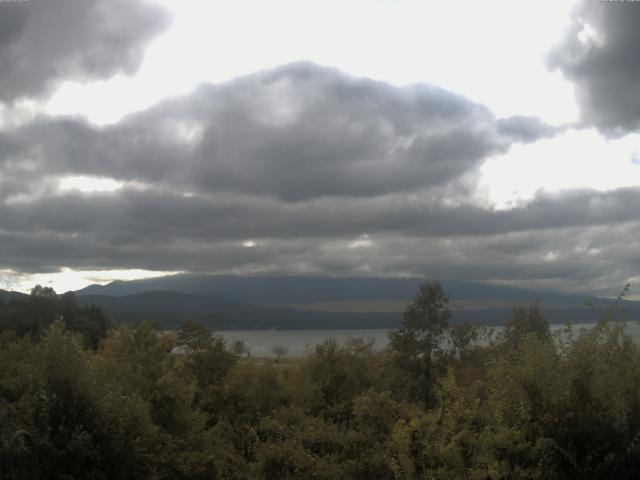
221, 321, 640, 358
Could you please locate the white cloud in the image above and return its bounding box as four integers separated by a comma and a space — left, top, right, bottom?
479, 129, 640, 209
44, 0, 578, 126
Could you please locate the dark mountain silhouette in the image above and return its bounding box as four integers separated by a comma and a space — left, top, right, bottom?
74, 275, 639, 329
0, 289, 28, 302
76, 291, 400, 329
76, 274, 590, 304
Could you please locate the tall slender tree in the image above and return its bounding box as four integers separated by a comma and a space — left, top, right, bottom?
390, 281, 450, 407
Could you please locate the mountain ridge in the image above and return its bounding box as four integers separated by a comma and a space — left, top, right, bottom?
73, 275, 639, 329
0, 289, 28, 302
76, 274, 595, 304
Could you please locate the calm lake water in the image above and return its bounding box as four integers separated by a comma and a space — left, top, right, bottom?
221, 321, 640, 358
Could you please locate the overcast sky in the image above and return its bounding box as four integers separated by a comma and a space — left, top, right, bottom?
1, 0, 639, 297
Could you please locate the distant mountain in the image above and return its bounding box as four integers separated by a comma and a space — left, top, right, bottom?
0, 289, 28, 302
76, 274, 588, 305
76, 291, 400, 330
74, 275, 640, 329
75, 290, 637, 330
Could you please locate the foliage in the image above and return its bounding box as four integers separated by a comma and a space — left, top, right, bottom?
389, 281, 450, 407
0, 286, 109, 348
2, 283, 640, 478
500, 302, 551, 348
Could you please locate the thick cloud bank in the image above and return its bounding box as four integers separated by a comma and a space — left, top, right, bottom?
0, 62, 633, 295
549, 0, 640, 135
1, 63, 555, 201
0, 0, 170, 102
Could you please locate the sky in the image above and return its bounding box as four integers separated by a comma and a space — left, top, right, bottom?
1, 0, 640, 297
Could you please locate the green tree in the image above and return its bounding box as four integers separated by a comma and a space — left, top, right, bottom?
270, 345, 288, 362
175, 321, 237, 417
176, 320, 214, 352
449, 321, 478, 361
501, 302, 550, 348
231, 339, 251, 357
8, 285, 58, 338
389, 281, 450, 407
297, 337, 376, 426
58, 292, 109, 349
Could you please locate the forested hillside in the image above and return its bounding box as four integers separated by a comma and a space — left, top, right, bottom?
75, 275, 639, 328
2, 283, 640, 478
0, 286, 109, 348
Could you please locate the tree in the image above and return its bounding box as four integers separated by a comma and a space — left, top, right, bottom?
174, 321, 237, 416
9, 285, 59, 338
389, 281, 450, 407
298, 338, 376, 425
176, 320, 215, 353
501, 302, 550, 348
58, 291, 109, 348
231, 339, 251, 357
30, 285, 57, 299
449, 321, 478, 361
270, 345, 288, 362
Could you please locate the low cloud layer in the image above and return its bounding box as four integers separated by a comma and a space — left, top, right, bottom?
0, 62, 635, 295
0, 0, 170, 102
549, 0, 640, 135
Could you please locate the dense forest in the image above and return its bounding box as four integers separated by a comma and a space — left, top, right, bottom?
1, 282, 640, 479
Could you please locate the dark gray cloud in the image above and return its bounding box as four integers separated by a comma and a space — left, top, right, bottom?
3, 62, 625, 294
548, 0, 640, 135
3, 186, 640, 245
1, 63, 556, 201
1, 193, 638, 296
496, 116, 566, 142
0, 0, 171, 102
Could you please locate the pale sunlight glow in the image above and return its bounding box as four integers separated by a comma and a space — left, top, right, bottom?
0, 268, 182, 294
479, 130, 640, 209
58, 176, 125, 194
349, 235, 373, 249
